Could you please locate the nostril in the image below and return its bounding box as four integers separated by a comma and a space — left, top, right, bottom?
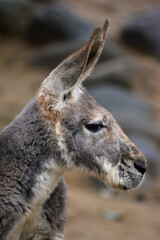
134, 162, 146, 175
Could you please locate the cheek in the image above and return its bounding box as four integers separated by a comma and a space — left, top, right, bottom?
98, 139, 121, 166
73, 131, 87, 153
73, 127, 121, 165
83, 130, 120, 161
73, 131, 98, 163
83, 130, 105, 146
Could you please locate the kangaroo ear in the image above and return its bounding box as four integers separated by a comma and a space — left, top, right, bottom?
79, 18, 110, 82
39, 19, 109, 97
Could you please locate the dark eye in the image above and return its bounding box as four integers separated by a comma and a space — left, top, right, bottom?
85, 122, 104, 133
63, 91, 71, 102
63, 94, 67, 102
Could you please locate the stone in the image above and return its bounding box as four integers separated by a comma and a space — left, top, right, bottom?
102, 209, 123, 221
100, 38, 126, 62
32, 0, 53, 2
0, 0, 32, 34
29, 37, 126, 69
121, 9, 160, 59
25, 3, 93, 44
85, 59, 133, 89
28, 37, 89, 69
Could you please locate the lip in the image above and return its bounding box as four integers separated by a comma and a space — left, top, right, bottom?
105, 173, 144, 191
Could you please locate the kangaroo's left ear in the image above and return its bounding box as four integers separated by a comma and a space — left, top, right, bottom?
38, 19, 109, 111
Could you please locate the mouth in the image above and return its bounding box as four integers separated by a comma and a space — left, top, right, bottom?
99, 156, 146, 191
104, 164, 145, 191
106, 176, 144, 191
122, 173, 145, 191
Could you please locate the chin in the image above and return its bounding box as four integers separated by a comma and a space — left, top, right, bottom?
106, 175, 145, 192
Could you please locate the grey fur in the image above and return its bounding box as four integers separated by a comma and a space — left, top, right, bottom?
0, 99, 66, 239
0, 19, 147, 240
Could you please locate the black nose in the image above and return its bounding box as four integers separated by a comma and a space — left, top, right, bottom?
134, 162, 146, 175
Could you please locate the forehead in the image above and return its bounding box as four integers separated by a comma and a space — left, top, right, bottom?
66, 88, 111, 122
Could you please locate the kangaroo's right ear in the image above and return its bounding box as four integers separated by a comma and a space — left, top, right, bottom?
38, 19, 110, 111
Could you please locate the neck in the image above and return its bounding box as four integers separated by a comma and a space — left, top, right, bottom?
0, 98, 64, 204
30, 158, 63, 209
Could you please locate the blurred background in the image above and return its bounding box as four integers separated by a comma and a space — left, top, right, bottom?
0, 0, 160, 239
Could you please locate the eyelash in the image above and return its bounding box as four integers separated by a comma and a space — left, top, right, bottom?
85, 122, 105, 133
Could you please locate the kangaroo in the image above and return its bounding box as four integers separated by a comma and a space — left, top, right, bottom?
0, 19, 147, 240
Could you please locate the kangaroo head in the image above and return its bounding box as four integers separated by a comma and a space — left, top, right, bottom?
37, 19, 147, 191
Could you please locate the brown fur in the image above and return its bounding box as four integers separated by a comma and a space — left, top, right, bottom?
37, 94, 61, 124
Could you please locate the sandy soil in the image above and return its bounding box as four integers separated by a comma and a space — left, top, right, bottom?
0, 1, 160, 240
65, 173, 160, 240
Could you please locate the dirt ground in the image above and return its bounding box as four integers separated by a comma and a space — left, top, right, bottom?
65, 173, 160, 240
0, 0, 160, 240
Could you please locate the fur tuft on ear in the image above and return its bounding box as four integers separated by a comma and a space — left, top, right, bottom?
102, 18, 110, 39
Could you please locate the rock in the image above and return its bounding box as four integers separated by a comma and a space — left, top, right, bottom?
32, 0, 53, 2
102, 209, 123, 221
88, 85, 160, 143
121, 9, 160, 59
25, 3, 93, 44
116, 113, 160, 143
0, 0, 32, 34
100, 38, 126, 62
135, 193, 147, 202
29, 37, 126, 69
128, 134, 160, 179
85, 59, 133, 89
28, 37, 89, 69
